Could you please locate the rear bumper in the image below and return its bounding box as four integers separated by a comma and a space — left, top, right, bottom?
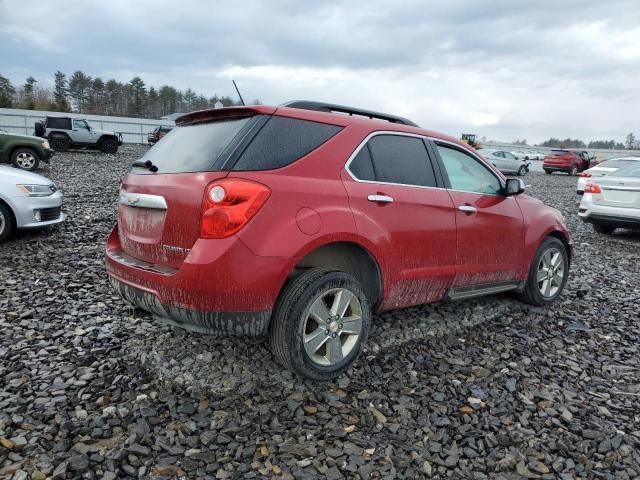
578, 197, 640, 228
105, 224, 294, 336
543, 165, 570, 173
108, 276, 270, 336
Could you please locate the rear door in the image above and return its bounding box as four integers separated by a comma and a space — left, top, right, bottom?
117, 116, 257, 268
342, 132, 457, 310
432, 142, 526, 287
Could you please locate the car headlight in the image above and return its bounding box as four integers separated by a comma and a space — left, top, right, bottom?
16, 184, 55, 197
42, 140, 50, 149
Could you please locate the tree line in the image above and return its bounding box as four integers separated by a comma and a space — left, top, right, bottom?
0, 71, 257, 119
539, 136, 637, 150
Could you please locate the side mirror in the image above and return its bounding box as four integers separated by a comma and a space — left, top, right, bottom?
86, 125, 91, 130
504, 178, 525, 196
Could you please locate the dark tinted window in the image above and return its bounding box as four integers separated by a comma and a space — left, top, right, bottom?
367, 135, 437, 187
135, 117, 252, 173
47, 117, 71, 129
233, 116, 342, 170
349, 146, 375, 181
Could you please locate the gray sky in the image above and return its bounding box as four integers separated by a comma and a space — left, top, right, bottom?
1, 0, 639, 143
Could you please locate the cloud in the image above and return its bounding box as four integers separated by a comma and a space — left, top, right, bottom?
1, 0, 639, 143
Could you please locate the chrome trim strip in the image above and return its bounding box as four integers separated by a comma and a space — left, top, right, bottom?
343, 130, 507, 197
119, 192, 168, 209
448, 281, 522, 300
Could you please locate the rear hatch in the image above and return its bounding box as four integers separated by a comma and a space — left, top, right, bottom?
544, 150, 572, 165
117, 107, 274, 269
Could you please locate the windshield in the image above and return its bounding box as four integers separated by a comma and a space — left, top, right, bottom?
135, 117, 253, 174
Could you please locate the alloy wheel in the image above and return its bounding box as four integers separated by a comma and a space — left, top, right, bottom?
16, 152, 36, 169
536, 247, 565, 298
303, 288, 363, 366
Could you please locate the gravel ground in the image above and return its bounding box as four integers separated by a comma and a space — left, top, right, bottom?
1, 145, 639, 479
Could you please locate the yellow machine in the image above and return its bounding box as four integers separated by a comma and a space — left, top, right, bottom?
461, 133, 481, 150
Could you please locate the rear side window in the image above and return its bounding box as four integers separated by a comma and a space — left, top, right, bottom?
47, 117, 71, 129
233, 116, 342, 171
366, 135, 437, 187
137, 117, 252, 173
349, 146, 376, 181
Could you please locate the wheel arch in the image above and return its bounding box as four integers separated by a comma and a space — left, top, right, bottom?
0, 197, 17, 229
289, 241, 383, 309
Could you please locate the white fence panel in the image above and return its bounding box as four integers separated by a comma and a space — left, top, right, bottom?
0, 108, 175, 144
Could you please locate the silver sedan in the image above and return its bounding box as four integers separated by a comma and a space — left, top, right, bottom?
0, 166, 64, 241
477, 149, 531, 176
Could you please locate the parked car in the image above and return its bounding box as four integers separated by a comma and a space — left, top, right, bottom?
34, 116, 123, 153
579, 163, 640, 233
0, 130, 54, 171
105, 101, 572, 380
0, 166, 64, 242
576, 157, 640, 194
148, 126, 174, 146
477, 149, 530, 175
543, 149, 595, 175
525, 151, 544, 161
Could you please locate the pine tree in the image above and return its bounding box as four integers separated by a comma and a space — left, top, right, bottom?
53, 71, 70, 112
0, 74, 15, 107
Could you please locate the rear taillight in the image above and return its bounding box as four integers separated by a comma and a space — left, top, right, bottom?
579, 172, 591, 177
200, 179, 271, 239
584, 183, 602, 194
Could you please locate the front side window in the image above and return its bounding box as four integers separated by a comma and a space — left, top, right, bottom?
493, 151, 504, 158
73, 119, 87, 129
437, 145, 502, 195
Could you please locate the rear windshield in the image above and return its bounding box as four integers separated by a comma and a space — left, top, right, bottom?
611, 164, 640, 177
550, 150, 570, 155
135, 117, 252, 173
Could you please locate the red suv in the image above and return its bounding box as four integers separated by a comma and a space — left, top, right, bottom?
543, 149, 595, 175
105, 101, 572, 380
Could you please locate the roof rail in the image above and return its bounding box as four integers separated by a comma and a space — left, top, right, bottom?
282, 100, 419, 127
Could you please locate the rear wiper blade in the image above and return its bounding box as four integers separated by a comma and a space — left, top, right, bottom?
131, 160, 158, 172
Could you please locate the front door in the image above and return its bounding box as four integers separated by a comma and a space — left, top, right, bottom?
72, 119, 96, 144
342, 133, 457, 310
433, 143, 526, 287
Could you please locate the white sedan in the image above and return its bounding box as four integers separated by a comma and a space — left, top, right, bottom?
579, 162, 640, 234
576, 157, 640, 194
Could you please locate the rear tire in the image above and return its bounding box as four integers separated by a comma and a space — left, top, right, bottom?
11, 147, 40, 171
0, 202, 16, 243
518, 236, 569, 307
100, 138, 118, 154
593, 224, 615, 234
50, 136, 69, 152
544, 169, 552, 175
269, 268, 371, 380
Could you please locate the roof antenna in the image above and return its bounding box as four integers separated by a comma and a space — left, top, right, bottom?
232, 80, 245, 106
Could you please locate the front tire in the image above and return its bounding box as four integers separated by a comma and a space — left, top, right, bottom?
544, 169, 552, 175
0, 202, 16, 242
269, 269, 371, 380
569, 166, 578, 176
11, 147, 40, 171
519, 236, 569, 306
518, 165, 527, 176
100, 138, 118, 154
593, 224, 615, 234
